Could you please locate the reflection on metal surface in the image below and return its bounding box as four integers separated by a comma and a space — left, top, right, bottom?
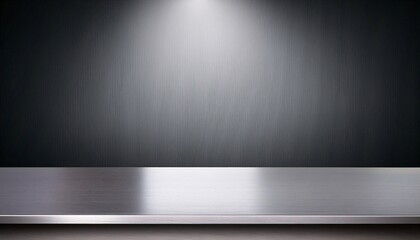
1, 168, 420, 223
1, 215, 420, 224
141, 168, 260, 214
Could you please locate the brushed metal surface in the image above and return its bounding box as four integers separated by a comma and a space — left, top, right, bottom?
1, 168, 420, 224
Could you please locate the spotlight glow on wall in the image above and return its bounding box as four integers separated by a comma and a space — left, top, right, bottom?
60, 0, 365, 166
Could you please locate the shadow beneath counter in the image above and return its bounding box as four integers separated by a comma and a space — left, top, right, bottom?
1, 225, 420, 240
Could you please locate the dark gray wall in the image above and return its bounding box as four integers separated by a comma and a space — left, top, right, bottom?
1, 0, 419, 166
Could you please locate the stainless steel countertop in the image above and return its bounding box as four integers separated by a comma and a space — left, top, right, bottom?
1, 168, 420, 224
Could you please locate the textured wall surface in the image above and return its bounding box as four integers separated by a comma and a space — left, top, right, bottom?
1, 0, 419, 166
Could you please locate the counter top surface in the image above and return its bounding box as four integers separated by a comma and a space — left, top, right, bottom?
1, 168, 420, 224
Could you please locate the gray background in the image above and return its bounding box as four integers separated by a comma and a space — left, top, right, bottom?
1, 0, 419, 166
